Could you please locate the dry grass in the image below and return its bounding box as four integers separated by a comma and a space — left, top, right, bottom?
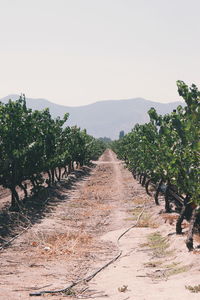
144, 260, 163, 268
129, 207, 158, 228
142, 232, 192, 280
140, 232, 171, 258
144, 258, 192, 280
161, 214, 179, 225
132, 197, 147, 205
25, 229, 92, 259
194, 234, 200, 244
137, 212, 159, 228
146, 264, 192, 280
185, 284, 200, 293
129, 207, 143, 217
161, 213, 189, 229
23, 180, 113, 260
147, 232, 169, 256
165, 264, 192, 277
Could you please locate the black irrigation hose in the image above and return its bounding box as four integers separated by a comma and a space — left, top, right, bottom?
29, 206, 145, 297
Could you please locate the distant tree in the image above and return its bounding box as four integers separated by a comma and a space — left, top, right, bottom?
98, 137, 112, 148
119, 130, 125, 139
98, 137, 112, 143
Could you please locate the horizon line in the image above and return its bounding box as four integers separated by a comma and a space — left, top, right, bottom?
0, 94, 184, 108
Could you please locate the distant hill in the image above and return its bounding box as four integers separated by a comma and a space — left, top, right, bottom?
0, 95, 184, 139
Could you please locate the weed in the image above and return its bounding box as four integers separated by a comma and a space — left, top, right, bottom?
146, 232, 170, 257
185, 284, 200, 293
143, 233, 192, 280
127, 205, 158, 228
129, 207, 143, 218
144, 260, 163, 268
146, 263, 192, 280
129, 207, 158, 228
163, 262, 180, 269
137, 213, 158, 228
166, 264, 192, 277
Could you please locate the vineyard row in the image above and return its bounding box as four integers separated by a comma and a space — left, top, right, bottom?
0, 96, 105, 210
113, 81, 200, 250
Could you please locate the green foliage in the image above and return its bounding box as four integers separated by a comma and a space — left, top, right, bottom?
0, 96, 105, 209
113, 81, 200, 204
98, 136, 112, 147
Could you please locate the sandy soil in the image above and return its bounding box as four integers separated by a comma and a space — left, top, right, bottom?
0, 149, 200, 300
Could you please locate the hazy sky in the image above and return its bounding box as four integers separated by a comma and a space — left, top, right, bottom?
0, 0, 199, 106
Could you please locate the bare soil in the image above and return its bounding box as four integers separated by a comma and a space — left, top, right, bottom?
0, 149, 200, 300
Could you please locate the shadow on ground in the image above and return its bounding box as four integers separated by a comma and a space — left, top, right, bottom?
0, 165, 95, 248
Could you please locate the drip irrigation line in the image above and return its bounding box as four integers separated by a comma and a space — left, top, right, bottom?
29, 205, 145, 297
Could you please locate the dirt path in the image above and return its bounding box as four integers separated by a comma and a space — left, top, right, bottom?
0, 150, 200, 300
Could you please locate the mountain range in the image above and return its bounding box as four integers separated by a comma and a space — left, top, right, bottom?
0, 95, 183, 139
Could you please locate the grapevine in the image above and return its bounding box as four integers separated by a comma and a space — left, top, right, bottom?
113, 81, 200, 250
0, 95, 106, 210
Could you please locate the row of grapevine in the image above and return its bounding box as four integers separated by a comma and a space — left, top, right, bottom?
0, 96, 105, 210
113, 81, 200, 250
